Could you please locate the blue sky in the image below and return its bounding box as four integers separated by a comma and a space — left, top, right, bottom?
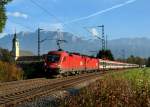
1, 0, 150, 39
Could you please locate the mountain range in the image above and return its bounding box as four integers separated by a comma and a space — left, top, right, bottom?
0, 31, 150, 58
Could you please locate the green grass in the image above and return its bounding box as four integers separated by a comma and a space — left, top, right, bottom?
60, 68, 150, 107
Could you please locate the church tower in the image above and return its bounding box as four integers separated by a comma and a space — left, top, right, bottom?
12, 32, 19, 60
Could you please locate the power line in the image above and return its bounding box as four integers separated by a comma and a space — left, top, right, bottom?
8, 19, 32, 31
29, 0, 86, 39
29, 0, 63, 24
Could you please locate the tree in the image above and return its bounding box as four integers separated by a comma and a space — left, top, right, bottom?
0, 48, 14, 63
0, 0, 12, 33
146, 57, 150, 67
126, 55, 146, 66
97, 49, 114, 61
126, 55, 135, 64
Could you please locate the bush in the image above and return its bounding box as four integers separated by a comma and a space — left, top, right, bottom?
18, 61, 45, 79
0, 61, 23, 82
0, 48, 14, 63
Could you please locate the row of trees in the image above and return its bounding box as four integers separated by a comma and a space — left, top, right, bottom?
97, 49, 150, 67
125, 55, 150, 67
118, 55, 150, 67
117, 55, 147, 67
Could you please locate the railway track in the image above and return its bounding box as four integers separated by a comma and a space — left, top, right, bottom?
0, 78, 66, 96
0, 72, 103, 107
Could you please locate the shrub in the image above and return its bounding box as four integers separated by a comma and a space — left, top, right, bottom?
0, 48, 14, 63
18, 61, 45, 79
0, 61, 23, 82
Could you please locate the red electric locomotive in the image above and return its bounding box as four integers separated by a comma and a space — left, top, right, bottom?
44, 50, 99, 75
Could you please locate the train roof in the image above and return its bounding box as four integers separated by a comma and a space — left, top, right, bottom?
48, 50, 97, 58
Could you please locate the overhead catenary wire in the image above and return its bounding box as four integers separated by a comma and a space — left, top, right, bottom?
29, 0, 61, 22
29, 0, 86, 39
8, 19, 32, 31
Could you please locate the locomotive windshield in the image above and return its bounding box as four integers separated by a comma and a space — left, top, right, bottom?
47, 54, 60, 63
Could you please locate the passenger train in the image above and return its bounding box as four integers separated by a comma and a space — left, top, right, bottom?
44, 50, 138, 76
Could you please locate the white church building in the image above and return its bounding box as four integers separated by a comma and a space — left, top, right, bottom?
11, 32, 42, 62
12, 32, 20, 60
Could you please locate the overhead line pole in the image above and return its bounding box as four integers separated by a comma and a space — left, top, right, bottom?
97, 25, 106, 71
37, 28, 43, 56
98, 25, 105, 51
106, 35, 108, 50
84, 25, 106, 71
56, 29, 67, 50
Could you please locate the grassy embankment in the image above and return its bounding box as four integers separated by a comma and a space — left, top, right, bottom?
61, 68, 150, 107
0, 61, 23, 82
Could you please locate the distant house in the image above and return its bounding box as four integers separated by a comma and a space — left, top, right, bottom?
16, 56, 44, 63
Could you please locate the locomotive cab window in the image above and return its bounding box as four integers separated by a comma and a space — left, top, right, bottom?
47, 54, 60, 63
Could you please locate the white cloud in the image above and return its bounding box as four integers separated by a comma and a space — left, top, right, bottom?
88, 28, 99, 37
7, 12, 28, 19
